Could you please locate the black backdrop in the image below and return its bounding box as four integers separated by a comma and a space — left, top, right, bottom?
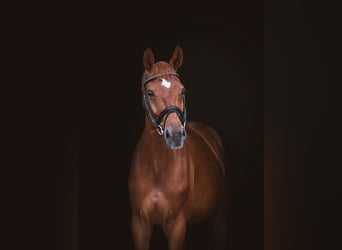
8, 1, 339, 250
32, 3, 263, 250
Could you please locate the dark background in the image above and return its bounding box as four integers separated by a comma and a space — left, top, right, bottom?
9, 2, 262, 250
265, 1, 342, 250
9, 1, 342, 250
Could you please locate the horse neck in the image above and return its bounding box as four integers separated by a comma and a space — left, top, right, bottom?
141, 115, 161, 141
143, 115, 157, 134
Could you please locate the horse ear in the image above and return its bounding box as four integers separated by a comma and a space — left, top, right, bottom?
143, 47, 155, 72
170, 46, 183, 70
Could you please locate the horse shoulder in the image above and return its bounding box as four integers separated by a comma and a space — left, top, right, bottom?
187, 121, 225, 175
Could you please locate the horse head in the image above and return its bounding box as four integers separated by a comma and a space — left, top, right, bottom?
141, 46, 187, 149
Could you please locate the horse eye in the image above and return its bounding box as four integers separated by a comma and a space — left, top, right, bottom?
146, 90, 155, 97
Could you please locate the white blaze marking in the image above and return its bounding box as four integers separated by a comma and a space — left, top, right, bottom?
161, 78, 171, 88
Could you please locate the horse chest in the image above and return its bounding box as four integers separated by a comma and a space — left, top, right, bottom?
156, 162, 189, 194
146, 174, 188, 208
141, 187, 187, 225
135, 167, 189, 222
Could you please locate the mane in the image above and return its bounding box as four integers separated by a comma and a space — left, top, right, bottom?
141, 61, 177, 85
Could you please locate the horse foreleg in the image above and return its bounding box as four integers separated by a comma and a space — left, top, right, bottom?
163, 211, 187, 250
131, 211, 152, 250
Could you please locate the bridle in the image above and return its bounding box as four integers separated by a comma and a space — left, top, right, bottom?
143, 72, 187, 136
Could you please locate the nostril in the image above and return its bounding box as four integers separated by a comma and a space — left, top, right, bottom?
165, 129, 171, 139
182, 129, 186, 137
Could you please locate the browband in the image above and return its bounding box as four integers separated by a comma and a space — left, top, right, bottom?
143, 72, 179, 86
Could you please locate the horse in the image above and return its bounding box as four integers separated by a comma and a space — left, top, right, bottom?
128, 46, 227, 250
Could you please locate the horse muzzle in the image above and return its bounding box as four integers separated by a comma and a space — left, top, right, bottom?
164, 125, 187, 149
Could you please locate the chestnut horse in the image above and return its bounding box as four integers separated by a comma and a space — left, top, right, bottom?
128, 46, 227, 250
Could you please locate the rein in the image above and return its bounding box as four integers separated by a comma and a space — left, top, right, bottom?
143, 72, 187, 135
